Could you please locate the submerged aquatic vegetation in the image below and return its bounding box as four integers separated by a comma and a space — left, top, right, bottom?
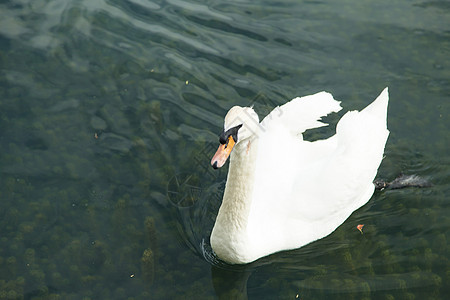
0, 0, 448, 298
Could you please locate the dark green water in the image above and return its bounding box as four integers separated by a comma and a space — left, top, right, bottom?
0, 0, 449, 299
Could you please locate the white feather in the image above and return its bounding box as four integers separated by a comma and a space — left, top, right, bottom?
210, 88, 390, 264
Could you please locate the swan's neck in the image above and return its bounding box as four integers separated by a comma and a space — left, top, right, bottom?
221, 139, 258, 227
211, 137, 259, 262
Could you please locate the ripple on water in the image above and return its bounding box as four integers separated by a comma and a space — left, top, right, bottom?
0, 0, 448, 299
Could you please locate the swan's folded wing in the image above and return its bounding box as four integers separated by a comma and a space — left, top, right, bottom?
260, 91, 342, 136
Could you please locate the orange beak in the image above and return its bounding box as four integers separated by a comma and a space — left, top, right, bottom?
211, 136, 236, 169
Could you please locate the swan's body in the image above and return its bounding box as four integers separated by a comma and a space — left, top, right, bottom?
210, 88, 389, 264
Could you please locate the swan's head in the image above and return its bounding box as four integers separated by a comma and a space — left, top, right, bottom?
211, 106, 259, 169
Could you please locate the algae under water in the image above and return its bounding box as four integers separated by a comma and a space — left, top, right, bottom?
0, 0, 449, 299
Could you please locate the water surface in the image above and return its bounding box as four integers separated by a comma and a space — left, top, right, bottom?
0, 0, 448, 299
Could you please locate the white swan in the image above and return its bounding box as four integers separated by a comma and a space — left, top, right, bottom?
210, 88, 389, 264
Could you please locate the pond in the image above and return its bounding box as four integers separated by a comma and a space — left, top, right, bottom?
0, 0, 448, 299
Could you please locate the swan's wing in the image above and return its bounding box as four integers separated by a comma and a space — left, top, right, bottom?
248, 91, 343, 244
291, 88, 389, 231
260, 91, 342, 136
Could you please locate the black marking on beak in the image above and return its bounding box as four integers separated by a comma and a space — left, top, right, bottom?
219, 124, 243, 145
212, 161, 218, 169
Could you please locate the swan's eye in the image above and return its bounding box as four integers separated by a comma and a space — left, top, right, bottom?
224, 137, 231, 149
219, 124, 242, 145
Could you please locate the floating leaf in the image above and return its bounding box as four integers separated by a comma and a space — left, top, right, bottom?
357, 224, 364, 234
